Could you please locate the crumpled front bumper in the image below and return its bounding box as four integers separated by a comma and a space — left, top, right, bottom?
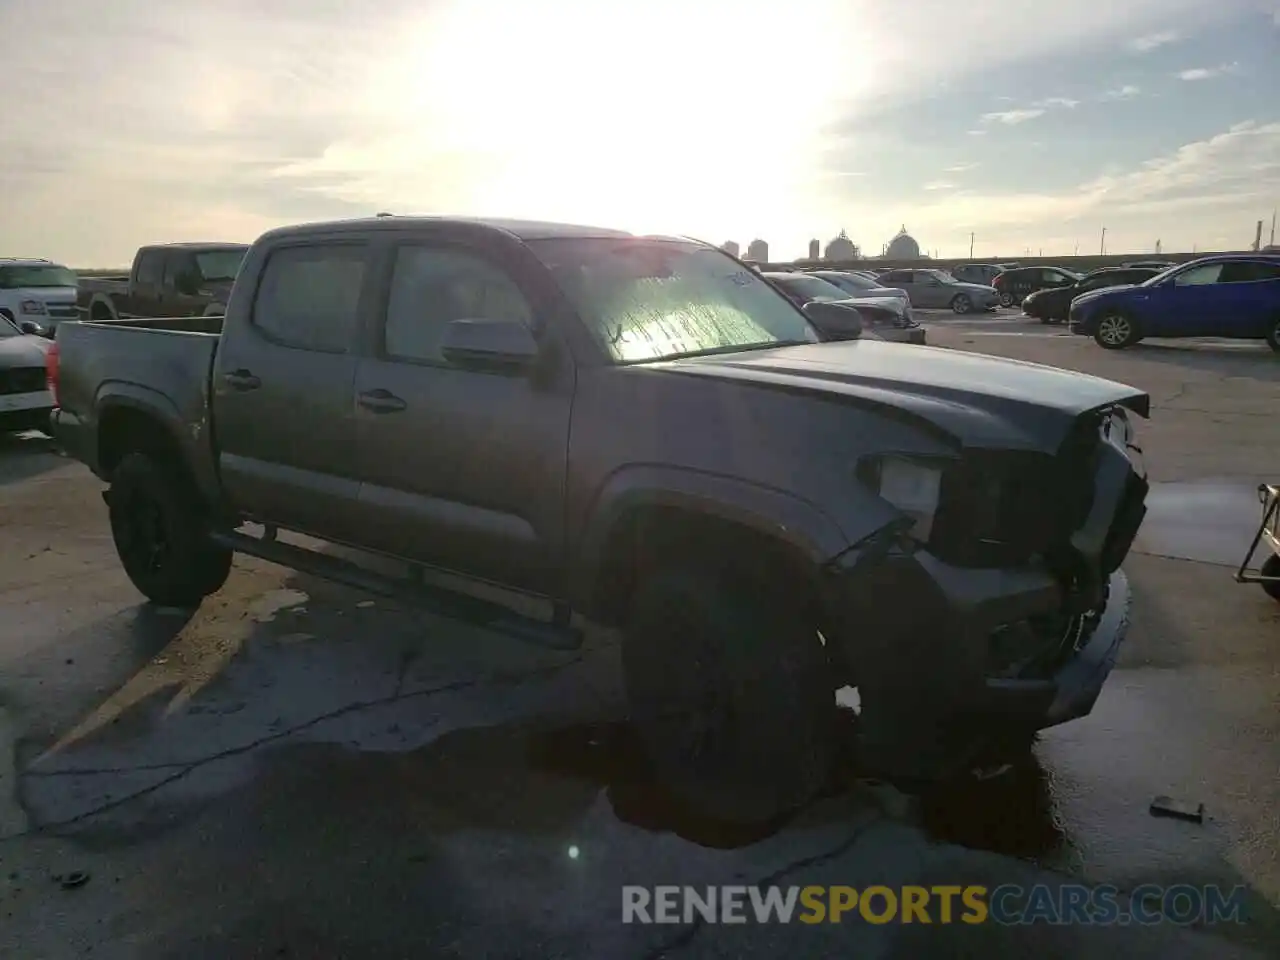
819, 429, 1147, 777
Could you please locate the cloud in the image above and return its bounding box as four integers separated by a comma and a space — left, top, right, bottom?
1101, 84, 1142, 100
944, 163, 978, 173
851, 120, 1280, 254
1034, 97, 1081, 109
1129, 29, 1179, 51
923, 181, 955, 191
1177, 62, 1241, 80
966, 129, 987, 136
981, 108, 1046, 125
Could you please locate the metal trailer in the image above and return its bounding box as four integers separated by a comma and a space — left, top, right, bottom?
1234, 484, 1280, 601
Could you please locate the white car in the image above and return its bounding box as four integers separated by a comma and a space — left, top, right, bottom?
0, 259, 79, 337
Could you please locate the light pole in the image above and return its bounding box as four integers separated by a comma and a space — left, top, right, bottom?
1100, 227, 1107, 255
969, 232, 975, 259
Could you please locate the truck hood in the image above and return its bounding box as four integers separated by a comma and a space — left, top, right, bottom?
0, 333, 52, 366
660, 340, 1149, 452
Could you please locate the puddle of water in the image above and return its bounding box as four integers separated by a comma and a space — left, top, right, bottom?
1136, 480, 1263, 567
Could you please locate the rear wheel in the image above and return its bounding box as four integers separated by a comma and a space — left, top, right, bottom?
623, 565, 837, 825
950, 294, 973, 315
998, 292, 1015, 308
108, 452, 232, 606
1261, 556, 1280, 601
1094, 311, 1140, 349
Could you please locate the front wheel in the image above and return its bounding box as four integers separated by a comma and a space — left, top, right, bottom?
950, 294, 973, 315
998, 292, 1015, 308
623, 566, 837, 825
1094, 311, 1140, 349
108, 452, 232, 607
1265, 317, 1280, 354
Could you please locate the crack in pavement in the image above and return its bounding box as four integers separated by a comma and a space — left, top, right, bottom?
1, 655, 583, 842
638, 814, 882, 959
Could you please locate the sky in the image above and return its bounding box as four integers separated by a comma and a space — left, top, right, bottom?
2, 0, 1279, 265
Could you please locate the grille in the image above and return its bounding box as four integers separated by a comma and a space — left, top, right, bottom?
46, 302, 78, 319
0, 367, 46, 395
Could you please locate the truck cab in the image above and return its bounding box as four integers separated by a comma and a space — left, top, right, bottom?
79, 242, 249, 323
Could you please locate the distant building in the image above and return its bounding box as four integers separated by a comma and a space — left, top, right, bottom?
824, 230, 858, 262
746, 239, 769, 262
721, 240, 740, 258
808, 239, 820, 259
885, 225, 922, 260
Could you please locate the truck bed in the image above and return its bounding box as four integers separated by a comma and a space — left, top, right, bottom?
53, 320, 222, 490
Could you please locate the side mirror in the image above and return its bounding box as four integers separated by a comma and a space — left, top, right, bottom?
440, 319, 539, 372
18, 320, 43, 335
802, 301, 863, 341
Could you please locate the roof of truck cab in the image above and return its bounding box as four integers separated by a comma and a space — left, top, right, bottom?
261, 216, 637, 242
142, 242, 250, 250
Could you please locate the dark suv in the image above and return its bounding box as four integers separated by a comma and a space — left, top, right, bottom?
1022, 267, 1162, 323
991, 266, 1082, 307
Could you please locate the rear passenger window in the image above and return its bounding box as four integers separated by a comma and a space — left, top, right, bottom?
1221, 261, 1280, 282
383, 246, 533, 364
252, 245, 366, 352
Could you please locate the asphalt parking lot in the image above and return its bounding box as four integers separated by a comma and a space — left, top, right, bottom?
2, 318, 1279, 958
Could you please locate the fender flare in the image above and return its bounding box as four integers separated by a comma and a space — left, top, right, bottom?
93, 385, 219, 505
86, 293, 120, 323
570, 464, 850, 616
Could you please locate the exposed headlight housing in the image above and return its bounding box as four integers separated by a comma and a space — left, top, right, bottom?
858, 455, 947, 541
20, 299, 47, 315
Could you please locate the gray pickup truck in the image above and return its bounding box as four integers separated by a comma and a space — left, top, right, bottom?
50, 216, 1150, 823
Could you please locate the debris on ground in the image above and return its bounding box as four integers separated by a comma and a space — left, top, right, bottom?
51, 870, 90, 890
1149, 795, 1205, 823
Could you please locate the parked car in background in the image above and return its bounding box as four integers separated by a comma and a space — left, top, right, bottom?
1069, 255, 1280, 350
0, 259, 79, 337
49, 214, 1149, 816
0, 312, 54, 433
808, 269, 908, 302
763, 272, 925, 343
78, 242, 249, 324
991, 265, 1082, 307
1122, 261, 1174, 270
876, 268, 999, 314
951, 263, 1004, 286
1022, 267, 1162, 323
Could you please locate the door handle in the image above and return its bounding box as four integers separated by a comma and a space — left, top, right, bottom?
358, 389, 407, 413
223, 369, 261, 391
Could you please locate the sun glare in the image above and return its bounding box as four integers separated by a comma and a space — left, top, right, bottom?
367, 0, 861, 237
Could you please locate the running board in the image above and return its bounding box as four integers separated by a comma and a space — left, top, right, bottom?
210, 530, 583, 651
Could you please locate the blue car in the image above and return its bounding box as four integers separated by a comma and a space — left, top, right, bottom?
1069, 254, 1280, 351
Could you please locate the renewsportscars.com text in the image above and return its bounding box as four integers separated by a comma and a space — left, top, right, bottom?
621, 884, 1247, 926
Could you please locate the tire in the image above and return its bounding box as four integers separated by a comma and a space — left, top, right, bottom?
1266, 317, 1280, 354
1093, 311, 1140, 349
1261, 556, 1280, 602
622, 565, 837, 825
107, 452, 232, 606
998, 292, 1015, 308
950, 294, 973, 315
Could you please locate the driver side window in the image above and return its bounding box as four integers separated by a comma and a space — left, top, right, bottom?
1173, 263, 1224, 286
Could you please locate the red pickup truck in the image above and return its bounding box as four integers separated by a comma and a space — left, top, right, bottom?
77, 242, 248, 324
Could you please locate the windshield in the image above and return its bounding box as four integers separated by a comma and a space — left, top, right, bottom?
0, 264, 78, 289
1141, 263, 1184, 287
821, 272, 877, 292
924, 270, 956, 282
194, 249, 247, 282
772, 274, 850, 302
528, 239, 820, 363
